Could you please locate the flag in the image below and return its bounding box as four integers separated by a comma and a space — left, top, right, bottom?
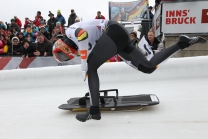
138, 36, 153, 60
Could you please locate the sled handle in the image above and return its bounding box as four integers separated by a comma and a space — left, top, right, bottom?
99, 89, 119, 99
85, 89, 119, 99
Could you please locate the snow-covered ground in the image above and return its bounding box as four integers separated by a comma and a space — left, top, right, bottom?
0, 56, 208, 139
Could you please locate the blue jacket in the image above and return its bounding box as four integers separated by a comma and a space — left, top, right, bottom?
56, 14, 66, 26
23, 31, 35, 42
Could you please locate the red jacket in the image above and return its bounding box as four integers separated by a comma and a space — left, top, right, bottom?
33, 15, 42, 27
24, 20, 30, 29
95, 15, 105, 19
15, 18, 22, 28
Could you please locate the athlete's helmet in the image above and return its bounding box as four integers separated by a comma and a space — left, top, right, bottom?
53, 38, 78, 63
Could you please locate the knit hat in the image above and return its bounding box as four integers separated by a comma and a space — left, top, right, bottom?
57, 10, 61, 13
56, 21, 61, 25
11, 19, 15, 22
12, 37, 19, 42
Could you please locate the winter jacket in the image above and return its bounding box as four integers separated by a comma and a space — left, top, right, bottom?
95, 15, 105, 19
24, 20, 30, 29
132, 38, 140, 48
21, 43, 36, 57
40, 31, 50, 40
32, 26, 39, 33
15, 18, 22, 28
35, 39, 53, 56
10, 44, 21, 55
18, 36, 25, 46
23, 31, 35, 42
68, 13, 77, 27
9, 23, 20, 32
56, 14, 66, 26
47, 18, 58, 33
33, 15, 42, 27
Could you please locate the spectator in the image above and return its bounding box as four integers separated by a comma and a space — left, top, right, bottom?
0, 21, 7, 30
140, 6, 154, 39
0, 26, 7, 37
95, 11, 105, 19
9, 19, 20, 32
24, 17, 31, 29
130, 31, 147, 56
142, 6, 154, 21
148, 6, 154, 21
146, 31, 164, 54
56, 21, 64, 34
0, 32, 9, 55
33, 11, 42, 27
14, 16, 22, 28
34, 32, 52, 57
0, 26, 8, 46
23, 24, 35, 42
39, 20, 45, 28
50, 27, 62, 44
17, 32, 25, 46
68, 9, 77, 27
40, 17, 46, 24
56, 10, 66, 26
21, 39, 36, 58
45, 25, 49, 33
31, 23, 39, 33
130, 32, 139, 48
7, 30, 13, 40
47, 11, 58, 36
12, 28, 18, 37
39, 26, 50, 40
10, 37, 21, 55
24, 18, 30, 27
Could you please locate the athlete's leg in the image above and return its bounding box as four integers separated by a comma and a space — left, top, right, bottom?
119, 35, 207, 73
87, 22, 130, 107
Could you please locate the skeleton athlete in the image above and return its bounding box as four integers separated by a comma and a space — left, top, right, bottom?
53, 19, 207, 122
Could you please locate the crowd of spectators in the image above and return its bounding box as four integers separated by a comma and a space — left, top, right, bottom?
0, 3, 159, 58
0, 9, 82, 57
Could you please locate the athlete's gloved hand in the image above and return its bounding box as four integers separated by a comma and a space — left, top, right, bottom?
81, 63, 88, 81
82, 71, 87, 81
